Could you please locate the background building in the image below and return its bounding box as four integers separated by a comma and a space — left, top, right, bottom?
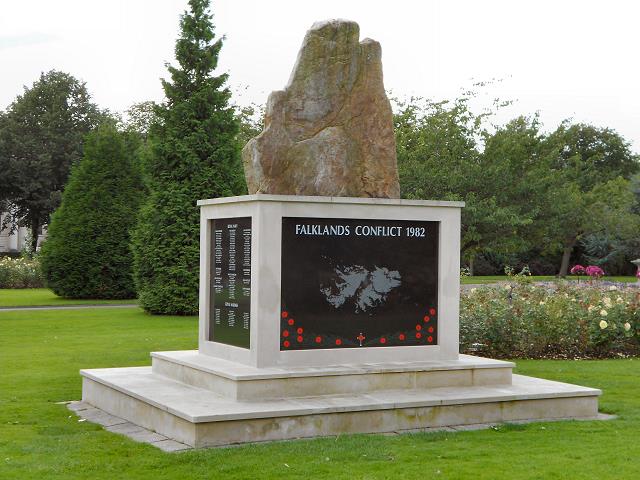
0, 212, 45, 253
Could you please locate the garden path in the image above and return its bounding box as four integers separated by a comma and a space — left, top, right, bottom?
0, 304, 139, 312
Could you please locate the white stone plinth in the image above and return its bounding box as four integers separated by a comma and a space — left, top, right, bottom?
197, 194, 463, 368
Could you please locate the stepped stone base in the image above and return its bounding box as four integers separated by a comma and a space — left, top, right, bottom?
80, 351, 601, 448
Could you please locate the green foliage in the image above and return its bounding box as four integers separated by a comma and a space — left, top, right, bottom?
461, 283, 640, 358
538, 124, 640, 275
545, 175, 639, 275
394, 92, 640, 275
0, 257, 44, 288
122, 101, 158, 139
546, 122, 639, 190
581, 231, 640, 275
235, 103, 264, 147
39, 124, 142, 299
0, 70, 106, 251
395, 95, 544, 268
132, 0, 245, 315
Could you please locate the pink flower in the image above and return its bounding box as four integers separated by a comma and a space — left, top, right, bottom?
585, 265, 605, 278
570, 265, 586, 275
636, 269, 640, 279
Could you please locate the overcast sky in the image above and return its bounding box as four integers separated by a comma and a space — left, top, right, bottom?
2, 0, 639, 149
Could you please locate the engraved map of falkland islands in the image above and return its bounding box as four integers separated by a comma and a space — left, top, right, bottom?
320, 264, 401, 313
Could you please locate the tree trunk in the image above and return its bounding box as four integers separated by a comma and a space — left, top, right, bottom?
30, 220, 39, 254
468, 255, 475, 276
558, 238, 577, 277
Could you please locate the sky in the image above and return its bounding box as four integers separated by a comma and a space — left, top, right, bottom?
1, 0, 639, 149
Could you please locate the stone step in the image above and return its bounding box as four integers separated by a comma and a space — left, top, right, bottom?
151, 350, 515, 400
81, 366, 601, 448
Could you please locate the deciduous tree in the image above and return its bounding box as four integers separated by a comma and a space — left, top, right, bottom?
0, 71, 104, 251
395, 96, 538, 273
542, 124, 640, 275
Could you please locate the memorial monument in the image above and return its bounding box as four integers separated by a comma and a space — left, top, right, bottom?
79, 20, 601, 448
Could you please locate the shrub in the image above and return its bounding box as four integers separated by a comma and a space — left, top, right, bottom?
460, 282, 640, 358
0, 257, 44, 288
39, 124, 142, 298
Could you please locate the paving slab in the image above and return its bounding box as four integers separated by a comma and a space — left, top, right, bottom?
67, 401, 92, 412
68, 402, 192, 451
127, 429, 169, 444
105, 422, 147, 435
153, 439, 193, 452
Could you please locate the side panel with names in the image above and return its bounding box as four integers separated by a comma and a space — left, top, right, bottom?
209, 217, 251, 348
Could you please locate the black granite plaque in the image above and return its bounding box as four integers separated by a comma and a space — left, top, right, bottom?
209, 217, 251, 348
280, 217, 439, 350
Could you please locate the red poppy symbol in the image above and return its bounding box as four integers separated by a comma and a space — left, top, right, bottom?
281, 311, 288, 318
283, 340, 290, 348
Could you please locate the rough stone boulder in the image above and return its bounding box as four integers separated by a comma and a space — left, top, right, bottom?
242, 19, 400, 198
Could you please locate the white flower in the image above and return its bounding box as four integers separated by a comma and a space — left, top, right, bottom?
616, 296, 624, 304
587, 305, 595, 313
624, 322, 631, 331
539, 301, 546, 306
470, 288, 477, 294
603, 297, 613, 308
609, 285, 618, 291
600, 309, 608, 317
504, 285, 512, 291
599, 320, 608, 329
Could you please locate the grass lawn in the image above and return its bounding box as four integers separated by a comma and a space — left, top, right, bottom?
0, 288, 138, 307
1, 307, 639, 479
461, 275, 637, 285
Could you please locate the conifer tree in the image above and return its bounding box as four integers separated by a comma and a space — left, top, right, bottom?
132, 0, 244, 314
40, 124, 142, 298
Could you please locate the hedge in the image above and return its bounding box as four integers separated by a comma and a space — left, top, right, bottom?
39, 124, 142, 298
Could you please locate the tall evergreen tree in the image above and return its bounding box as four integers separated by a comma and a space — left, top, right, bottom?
132, 0, 244, 315
39, 124, 142, 298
